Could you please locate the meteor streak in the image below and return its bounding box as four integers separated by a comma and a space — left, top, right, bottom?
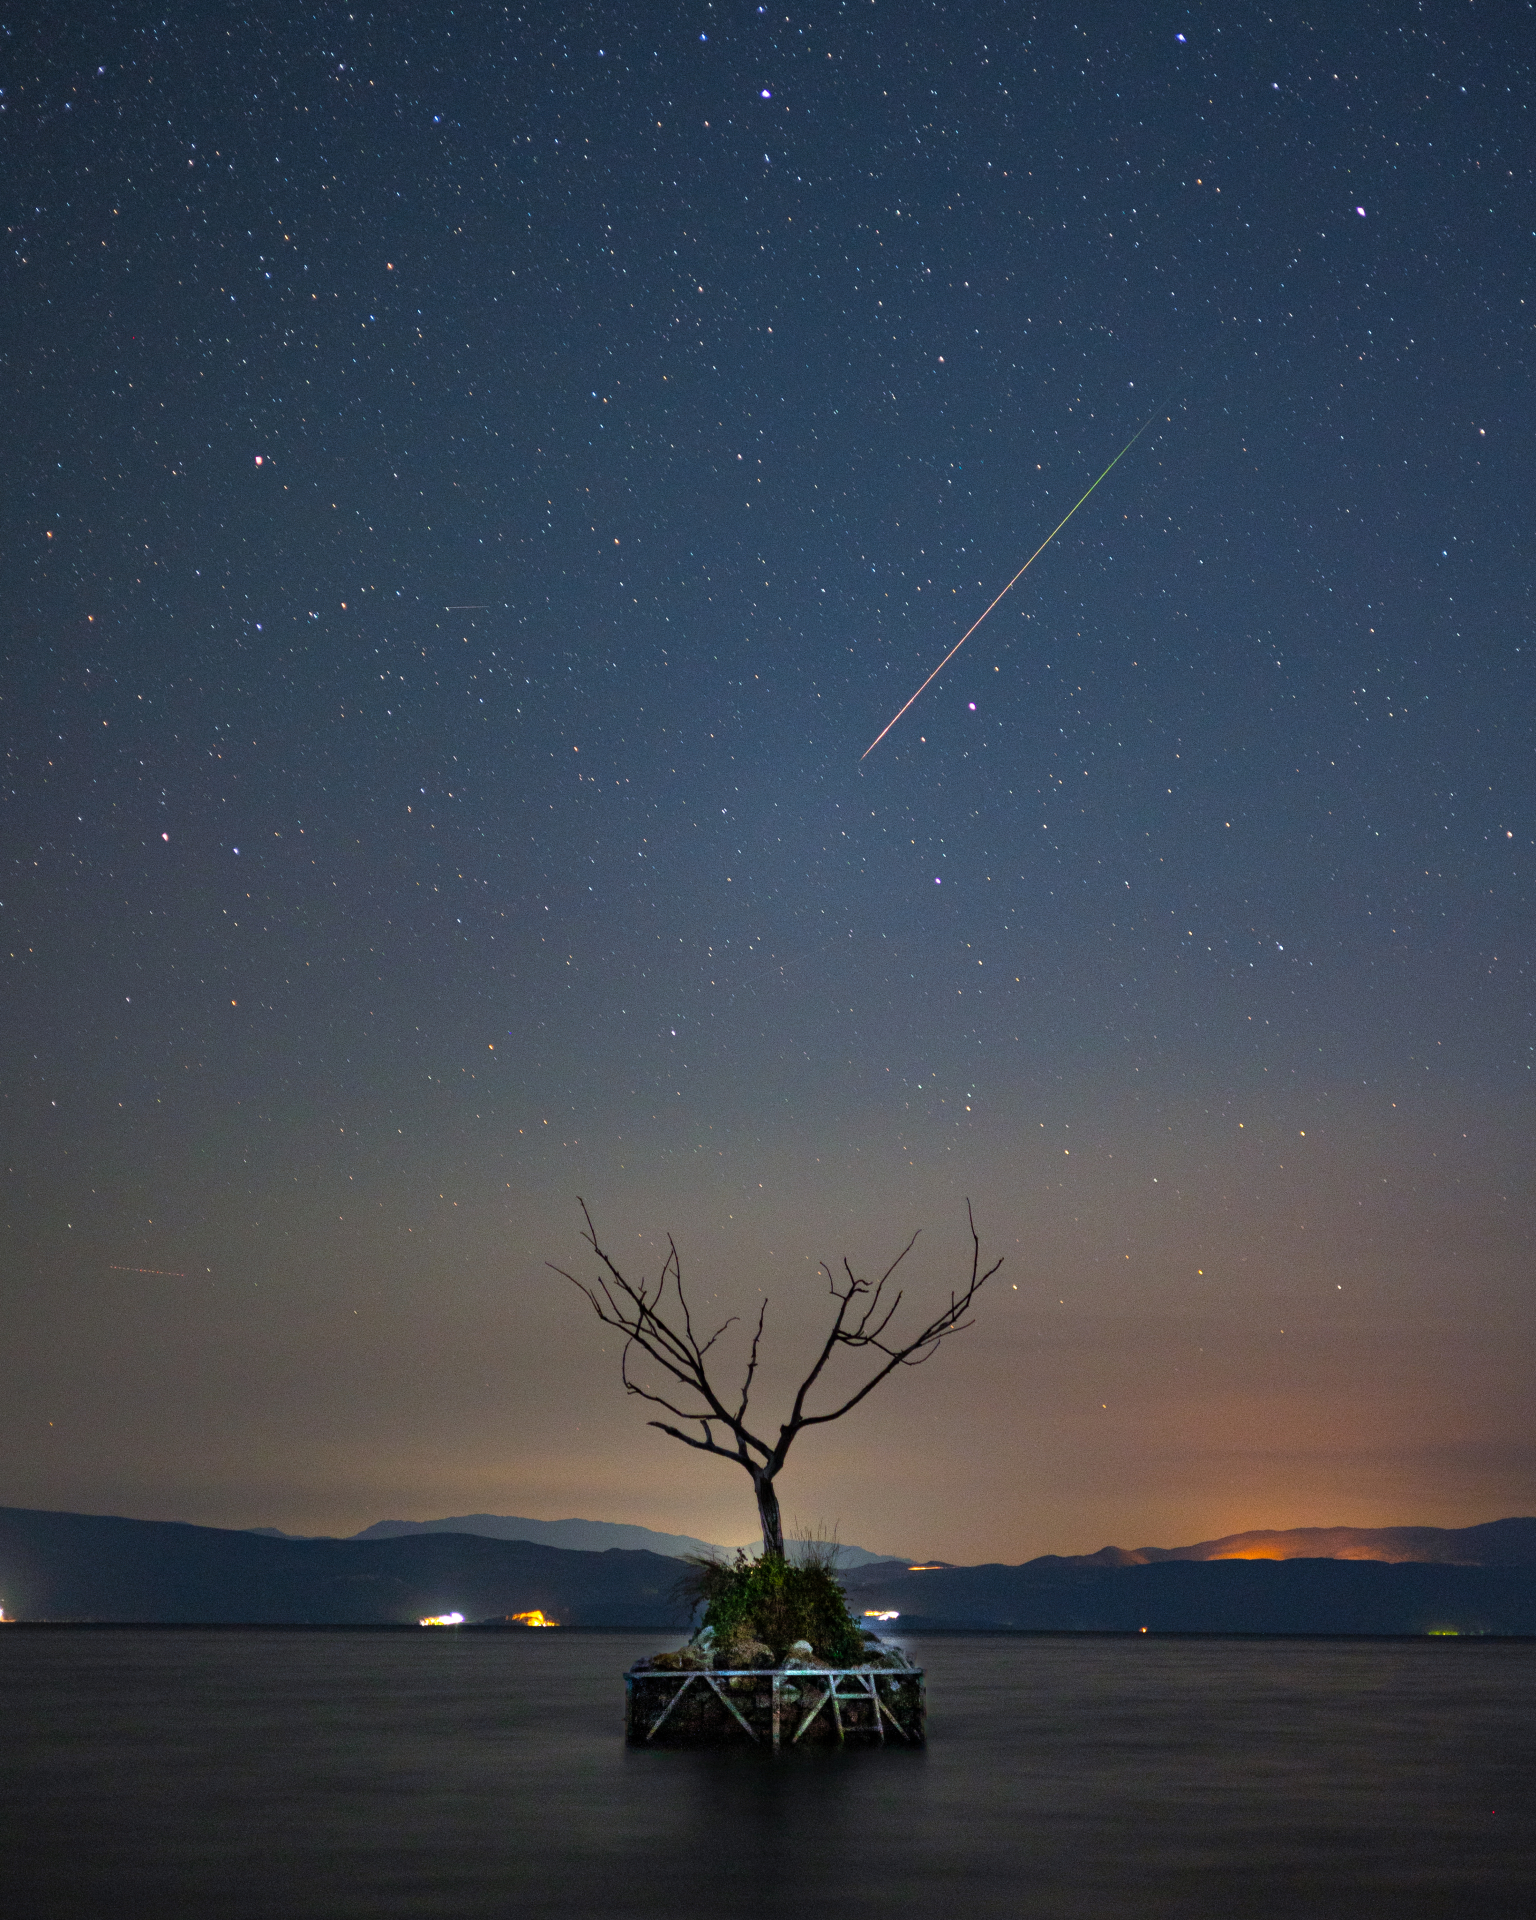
861, 411, 1160, 760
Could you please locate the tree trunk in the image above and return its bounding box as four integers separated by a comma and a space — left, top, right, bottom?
753, 1471, 785, 1561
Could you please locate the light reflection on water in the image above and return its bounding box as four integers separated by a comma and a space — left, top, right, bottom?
4, 1629, 1534, 1917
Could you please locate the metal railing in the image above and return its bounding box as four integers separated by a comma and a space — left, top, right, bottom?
625, 1665, 925, 1751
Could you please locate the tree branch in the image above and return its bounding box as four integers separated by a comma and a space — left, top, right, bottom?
775, 1202, 999, 1450
549, 1198, 777, 1470
553, 1197, 1000, 1535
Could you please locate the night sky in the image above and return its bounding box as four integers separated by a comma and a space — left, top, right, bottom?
4, 3, 1532, 1561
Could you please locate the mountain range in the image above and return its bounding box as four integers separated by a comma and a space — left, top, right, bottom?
0, 1506, 689, 1628
251, 1512, 904, 1568
1054, 1519, 1536, 1568
3, 1506, 1533, 1632
835, 1519, 1536, 1636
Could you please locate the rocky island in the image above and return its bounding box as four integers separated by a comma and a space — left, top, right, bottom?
625, 1551, 923, 1749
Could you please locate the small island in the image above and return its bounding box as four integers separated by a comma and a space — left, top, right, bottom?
553, 1200, 996, 1750
626, 1551, 924, 1749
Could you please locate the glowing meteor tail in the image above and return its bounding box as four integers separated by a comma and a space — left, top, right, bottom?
860, 410, 1160, 760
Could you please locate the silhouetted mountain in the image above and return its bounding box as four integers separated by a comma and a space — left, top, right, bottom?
1060, 1518, 1536, 1568
6, 1506, 1534, 1631
747, 1539, 907, 1570
0, 1506, 691, 1626
842, 1552, 1536, 1635
328, 1513, 903, 1568
347, 1514, 724, 1559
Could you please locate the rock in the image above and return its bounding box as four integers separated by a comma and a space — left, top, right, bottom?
715, 1634, 773, 1669
645, 1644, 708, 1672
779, 1639, 829, 1670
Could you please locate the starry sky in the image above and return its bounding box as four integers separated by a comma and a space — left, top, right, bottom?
4, 3, 1532, 1561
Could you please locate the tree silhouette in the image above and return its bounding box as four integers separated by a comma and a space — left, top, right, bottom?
551, 1199, 1001, 1560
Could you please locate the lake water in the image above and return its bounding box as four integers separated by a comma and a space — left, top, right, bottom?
4, 1629, 1534, 1917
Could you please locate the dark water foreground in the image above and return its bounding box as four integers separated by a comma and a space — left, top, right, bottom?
4, 1629, 1534, 1918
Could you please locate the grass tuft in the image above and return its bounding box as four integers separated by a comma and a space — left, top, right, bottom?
678, 1549, 866, 1665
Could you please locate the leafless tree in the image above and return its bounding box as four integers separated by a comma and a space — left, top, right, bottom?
550, 1199, 1001, 1560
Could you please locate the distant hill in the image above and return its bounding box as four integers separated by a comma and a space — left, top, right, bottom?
5, 1505, 1533, 1631
275, 1513, 904, 1569
841, 1549, 1536, 1636
0, 1506, 692, 1626
837, 1519, 1536, 1634
344, 1514, 725, 1559
1061, 1519, 1536, 1569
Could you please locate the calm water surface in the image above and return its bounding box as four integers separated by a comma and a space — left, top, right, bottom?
5, 1629, 1534, 1917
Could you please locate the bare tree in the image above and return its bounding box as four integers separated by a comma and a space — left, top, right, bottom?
550, 1199, 1001, 1561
